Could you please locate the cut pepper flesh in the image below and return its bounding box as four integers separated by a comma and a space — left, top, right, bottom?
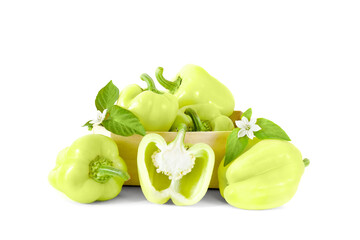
137, 124, 215, 205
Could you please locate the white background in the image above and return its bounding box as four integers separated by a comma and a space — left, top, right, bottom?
1, 0, 359, 239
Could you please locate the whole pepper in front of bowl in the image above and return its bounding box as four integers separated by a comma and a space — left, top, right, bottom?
48, 134, 130, 203
170, 103, 234, 132
218, 139, 309, 210
117, 73, 178, 131
155, 64, 235, 116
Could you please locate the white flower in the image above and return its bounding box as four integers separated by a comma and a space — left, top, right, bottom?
90, 109, 108, 126
235, 116, 261, 139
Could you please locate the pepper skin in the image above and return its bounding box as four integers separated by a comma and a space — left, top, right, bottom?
218, 139, 308, 209
48, 134, 130, 203
137, 124, 215, 205
155, 65, 235, 116
170, 103, 234, 132
117, 73, 178, 131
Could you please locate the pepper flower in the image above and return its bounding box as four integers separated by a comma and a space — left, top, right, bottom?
90, 109, 107, 127
235, 116, 261, 139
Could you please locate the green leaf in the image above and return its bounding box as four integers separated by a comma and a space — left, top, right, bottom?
102, 105, 146, 136
95, 81, 119, 112
224, 129, 249, 166
242, 108, 252, 120
254, 118, 291, 141
82, 120, 93, 131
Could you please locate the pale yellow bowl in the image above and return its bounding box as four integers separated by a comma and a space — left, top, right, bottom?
93, 111, 241, 188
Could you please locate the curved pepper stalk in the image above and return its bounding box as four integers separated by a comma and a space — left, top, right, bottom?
155, 67, 182, 94
184, 108, 211, 131
170, 104, 234, 132
137, 124, 215, 205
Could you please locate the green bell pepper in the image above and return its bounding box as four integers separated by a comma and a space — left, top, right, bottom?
155, 64, 235, 116
117, 73, 178, 131
48, 134, 130, 203
137, 123, 215, 205
218, 139, 309, 209
170, 103, 234, 132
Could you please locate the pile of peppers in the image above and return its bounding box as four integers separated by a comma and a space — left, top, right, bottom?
49, 64, 309, 209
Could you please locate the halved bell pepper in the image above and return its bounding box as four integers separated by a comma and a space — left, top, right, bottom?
117, 73, 178, 131
170, 103, 234, 132
155, 64, 235, 116
218, 139, 309, 209
48, 134, 130, 203
137, 124, 215, 205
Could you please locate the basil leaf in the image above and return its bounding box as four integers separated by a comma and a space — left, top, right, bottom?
254, 118, 291, 141
102, 105, 146, 136
95, 81, 119, 112
242, 108, 252, 120
224, 129, 249, 166
82, 120, 93, 131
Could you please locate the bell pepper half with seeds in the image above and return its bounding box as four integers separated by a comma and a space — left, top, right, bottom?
137, 123, 215, 205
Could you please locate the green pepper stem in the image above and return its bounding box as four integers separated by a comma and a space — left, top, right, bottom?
97, 165, 130, 181
155, 67, 181, 94
184, 108, 209, 131
171, 123, 187, 147
140, 73, 162, 94
303, 158, 310, 167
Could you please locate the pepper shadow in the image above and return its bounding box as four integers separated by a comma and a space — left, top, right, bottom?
91, 186, 147, 205
91, 186, 228, 207
113, 185, 148, 204
192, 188, 229, 208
